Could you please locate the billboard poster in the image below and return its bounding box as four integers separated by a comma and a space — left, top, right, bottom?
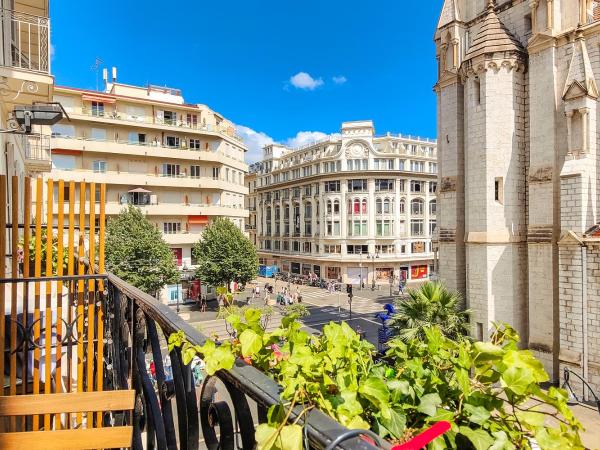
411, 265, 428, 280
295, 214, 301, 233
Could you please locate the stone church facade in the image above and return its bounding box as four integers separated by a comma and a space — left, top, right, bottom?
435, 0, 600, 394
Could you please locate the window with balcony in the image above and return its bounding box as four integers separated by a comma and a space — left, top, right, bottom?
166, 136, 180, 148
190, 165, 201, 179
326, 220, 340, 236
411, 180, 423, 193
375, 179, 394, 191
429, 200, 437, 215
411, 219, 424, 236
163, 222, 181, 234
163, 111, 177, 125
429, 220, 437, 236
348, 220, 368, 237
92, 160, 107, 173
324, 181, 340, 192
411, 199, 424, 215
162, 164, 181, 177
189, 139, 201, 149
347, 245, 368, 255
347, 179, 367, 192
376, 219, 393, 237
90, 128, 106, 141
186, 114, 198, 127
91, 101, 104, 117
212, 167, 220, 180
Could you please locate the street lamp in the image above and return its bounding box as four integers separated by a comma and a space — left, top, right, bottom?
368, 251, 379, 291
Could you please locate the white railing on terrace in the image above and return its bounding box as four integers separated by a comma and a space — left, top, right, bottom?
24, 133, 51, 161
50, 134, 245, 163
376, 133, 437, 144
0, 8, 50, 74
76, 107, 245, 143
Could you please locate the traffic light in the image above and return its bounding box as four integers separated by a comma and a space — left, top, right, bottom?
346, 284, 353, 295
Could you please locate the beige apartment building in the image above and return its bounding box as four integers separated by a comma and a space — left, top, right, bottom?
246, 167, 258, 247
436, 0, 600, 392
254, 121, 438, 286
47, 77, 249, 302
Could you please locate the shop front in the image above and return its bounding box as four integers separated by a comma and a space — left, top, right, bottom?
291, 262, 301, 274
410, 264, 429, 280
302, 264, 312, 276
313, 265, 321, 277
376, 267, 394, 283
327, 266, 341, 280
347, 267, 368, 285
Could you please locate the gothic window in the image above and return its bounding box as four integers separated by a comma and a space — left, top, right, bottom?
411, 199, 424, 216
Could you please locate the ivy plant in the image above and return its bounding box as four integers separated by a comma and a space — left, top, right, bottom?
169, 309, 583, 450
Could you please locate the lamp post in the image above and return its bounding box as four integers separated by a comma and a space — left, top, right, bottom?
368, 251, 379, 291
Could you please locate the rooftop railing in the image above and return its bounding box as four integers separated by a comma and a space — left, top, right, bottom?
0, 8, 50, 74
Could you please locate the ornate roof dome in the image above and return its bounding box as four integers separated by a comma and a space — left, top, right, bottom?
464, 0, 525, 62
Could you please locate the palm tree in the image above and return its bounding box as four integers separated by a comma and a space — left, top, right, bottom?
390, 282, 470, 342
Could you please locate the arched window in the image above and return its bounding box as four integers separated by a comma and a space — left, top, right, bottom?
266, 207, 272, 221
362, 199, 367, 214
399, 198, 405, 214
429, 200, 437, 215
334, 200, 340, 214
411, 199, 424, 215
353, 199, 360, 214
376, 198, 383, 214
327, 200, 332, 214
275, 206, 280, 220
383, 198, 391, 214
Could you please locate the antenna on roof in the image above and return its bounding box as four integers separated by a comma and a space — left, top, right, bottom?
90, 57, 103, 91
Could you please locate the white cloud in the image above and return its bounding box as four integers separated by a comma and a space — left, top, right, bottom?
332, 75, 347, 85
289, 72, 324, 90
284, 131, 330, 148
236, 125, 339, 162
236, 125, 274, 163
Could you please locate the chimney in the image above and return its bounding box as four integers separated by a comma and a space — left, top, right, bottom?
112, 66, 117, 82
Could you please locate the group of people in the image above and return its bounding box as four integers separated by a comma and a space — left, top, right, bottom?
275, 287, 302, 306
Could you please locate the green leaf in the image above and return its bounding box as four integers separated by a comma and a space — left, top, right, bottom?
489, 431, 515, 450
417, 393, 442, 417
358, 377, 389, 407
459, 426, 494, 450
204, 345, 235, 375
239, 329, 263, 357
473, 342, 504, 361
256, 424, 279, 450
463, 404, 490, 425
501, 366, 535, 396
182, 346, 197, 366
380, 409, 407, 440
346, 416, 371, 430
279, 424, 303, 450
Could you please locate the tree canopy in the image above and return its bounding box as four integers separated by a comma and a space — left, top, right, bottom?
105, 205, 179, 295
192, 217, 258, 290
391, 281, 470, 342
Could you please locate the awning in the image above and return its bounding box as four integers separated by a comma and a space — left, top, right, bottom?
128, 187, 152, 193
188, 215, 209, 225
82, 94, 116, 104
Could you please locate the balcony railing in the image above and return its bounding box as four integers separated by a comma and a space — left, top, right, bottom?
23, 133, 51, 161
77, 107, 245, 143
0, 8, 50, 74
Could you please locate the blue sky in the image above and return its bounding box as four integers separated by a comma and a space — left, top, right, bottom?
50, 0, 444, 162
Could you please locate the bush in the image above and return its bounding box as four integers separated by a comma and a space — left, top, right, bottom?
170, 310, 583, 450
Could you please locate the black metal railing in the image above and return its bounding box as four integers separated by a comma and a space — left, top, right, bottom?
562, 368, 600, 415
105, 272, 386, 450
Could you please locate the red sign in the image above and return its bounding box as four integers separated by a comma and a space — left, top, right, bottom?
172, 248, 182, 266
411, 265, 428, 280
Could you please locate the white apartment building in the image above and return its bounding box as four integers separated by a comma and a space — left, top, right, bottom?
254, 121, 438, 286
46, 76, 248, 302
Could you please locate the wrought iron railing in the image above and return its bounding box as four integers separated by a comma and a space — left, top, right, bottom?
0, 8, 50, 73
562, 368, 600, 415
105, 272, 385, 450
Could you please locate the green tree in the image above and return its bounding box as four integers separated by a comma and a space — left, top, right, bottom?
105, 205, 178, 296
391, 281, 470, 342
192, 217, 258, 291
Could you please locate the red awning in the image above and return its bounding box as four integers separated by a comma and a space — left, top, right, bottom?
82, 94, 116, 104
188, 215, 209, 225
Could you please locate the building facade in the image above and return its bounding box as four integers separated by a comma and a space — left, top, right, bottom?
245, 165, 259, 247
435, 0, 600, 391
254, 121, 438, 286
1, 0, 53, 201
46, 77, 248, 302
